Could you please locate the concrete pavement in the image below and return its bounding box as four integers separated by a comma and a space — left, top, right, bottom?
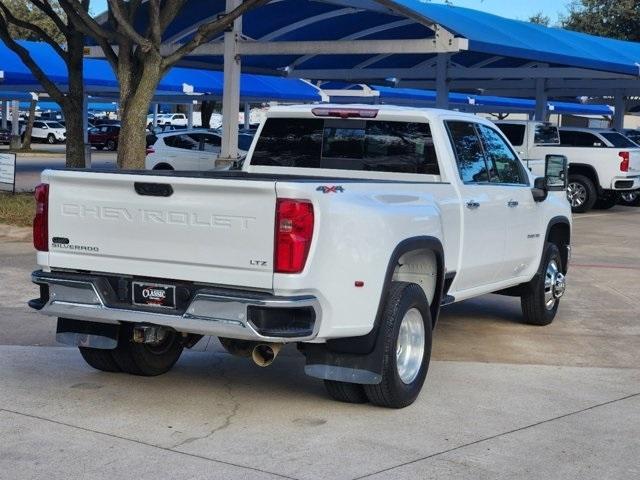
0, 206, 639, 479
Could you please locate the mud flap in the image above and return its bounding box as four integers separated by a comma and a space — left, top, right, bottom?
56, 318, 119, 350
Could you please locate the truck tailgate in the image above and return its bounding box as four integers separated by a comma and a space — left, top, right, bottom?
44, 170, 276, 290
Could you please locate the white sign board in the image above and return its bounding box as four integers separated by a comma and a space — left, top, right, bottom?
0, 153, 16, 193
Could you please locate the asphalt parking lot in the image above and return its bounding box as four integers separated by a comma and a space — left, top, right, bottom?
0, 207, 638, 479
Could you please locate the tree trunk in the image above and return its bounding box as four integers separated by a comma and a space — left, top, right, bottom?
21, 99, 37, 150
62, 33, 87, 168
117, 58, 162, 170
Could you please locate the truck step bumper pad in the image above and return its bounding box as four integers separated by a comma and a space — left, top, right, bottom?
31, 272, 321, 342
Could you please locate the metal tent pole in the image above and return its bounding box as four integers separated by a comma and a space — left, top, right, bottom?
435, 53, 450, 110
187, 103, 194, 129
219, 0, 242, 165
83, 95, 91, 168
1, 101, 7, 130
10, 100, 20, 149
534, 79, 548, 121
244, 102, 250, 130
152, 103, 158, 127
613, 93, 626, 130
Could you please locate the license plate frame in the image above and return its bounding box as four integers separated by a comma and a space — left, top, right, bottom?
132, 282, 176, 309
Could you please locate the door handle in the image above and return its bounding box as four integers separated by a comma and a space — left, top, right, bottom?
466, 200, 481, 210
507, 200, 519, 208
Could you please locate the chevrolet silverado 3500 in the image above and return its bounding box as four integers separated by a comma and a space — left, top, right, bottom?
29, 105, 571, 408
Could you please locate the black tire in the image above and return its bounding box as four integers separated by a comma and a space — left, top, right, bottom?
593, 192, 620, 210
111, 324, 184, 376
521, 243, 564, 326
324, 380, 369, 404
78, 347, 121, 373
46, 133, 56, 144
567, 174, 597, 213
619, 191, 640, 207
106, 139, 117, 151
95, 145, 104, 151
364, 282, 432, 409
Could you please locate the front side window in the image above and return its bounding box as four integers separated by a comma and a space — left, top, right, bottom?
201, 134, 222, 152
446, 121, 489, 183
252, 118, 440, 175
478, 125, 528, 185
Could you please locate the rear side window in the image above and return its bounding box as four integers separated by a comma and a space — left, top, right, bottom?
534, 124, 560, 145
445, 121, 489, 183
163, 133, 201, 150
560, 130, 604, 147
496, 123, 525, 147
251, 118, 440, 175
600, 132, 638, 148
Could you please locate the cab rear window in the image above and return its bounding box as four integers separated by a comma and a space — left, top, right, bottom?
251, 118, 440, 175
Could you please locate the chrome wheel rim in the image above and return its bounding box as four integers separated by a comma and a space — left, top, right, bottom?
396, 308, 425, 384
544, 259, 566, 310
567, 182, 587, 208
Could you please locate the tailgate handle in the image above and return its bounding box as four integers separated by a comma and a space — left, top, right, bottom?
134, 182, 173, 197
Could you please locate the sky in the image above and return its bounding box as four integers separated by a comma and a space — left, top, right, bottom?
90, 0, 572, 23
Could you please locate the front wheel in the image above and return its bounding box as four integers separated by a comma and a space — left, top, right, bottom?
364, 282, 432, 409
619, 191, 640, 207
520, 243, 566, 326
567, 174, 597, 213
106, 139, 117, 151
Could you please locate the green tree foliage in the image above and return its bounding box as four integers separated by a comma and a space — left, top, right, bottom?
562, 0, 640, 41
529, 12, 551, 26
0, 0, 66, 43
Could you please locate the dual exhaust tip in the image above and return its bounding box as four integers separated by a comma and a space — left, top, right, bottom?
219, 338, 282, 367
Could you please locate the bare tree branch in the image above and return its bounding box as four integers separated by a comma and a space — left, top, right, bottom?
107, 0, 154, 51
58, 0, 123, 44
148, 0, 161, 45
29, 0, 68, 34
162, 0, 269, 69
0, 2, 66, 59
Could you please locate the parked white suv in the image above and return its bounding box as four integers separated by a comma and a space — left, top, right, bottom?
23, 120, 66, 144
496, 121, 640, 212
30, 105, 571, 408
145, 129, 248, 170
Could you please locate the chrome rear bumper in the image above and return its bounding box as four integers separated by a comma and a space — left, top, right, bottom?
31, 271, 320, 342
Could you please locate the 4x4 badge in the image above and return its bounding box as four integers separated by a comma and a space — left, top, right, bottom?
316, 185, 344, 194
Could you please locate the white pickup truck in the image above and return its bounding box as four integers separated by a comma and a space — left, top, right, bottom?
29, 105, 571, 408
495, 121, 640, 213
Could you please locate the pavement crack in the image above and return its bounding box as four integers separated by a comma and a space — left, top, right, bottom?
171, 359, 241, 449
0, 406, 296, 480
352, 391, 640, 480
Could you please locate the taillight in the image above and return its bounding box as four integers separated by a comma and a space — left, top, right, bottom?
619, 151, 630, 172
146, 146, 155, 156
33, 183, 49, 252
274, 199, 314, 274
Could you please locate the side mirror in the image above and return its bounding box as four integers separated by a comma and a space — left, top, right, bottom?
532, 177, 548, 202
545, 154, 569, 191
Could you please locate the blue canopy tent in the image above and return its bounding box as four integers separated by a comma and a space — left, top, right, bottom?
321, 83, 614, 117
0, 40, 323, 103
90, 0, 640, 155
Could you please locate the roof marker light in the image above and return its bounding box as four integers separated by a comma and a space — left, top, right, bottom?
311, 108, 378, 119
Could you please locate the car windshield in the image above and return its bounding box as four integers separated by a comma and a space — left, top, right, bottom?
601, 132, 638, 148
46, 122, 64, 129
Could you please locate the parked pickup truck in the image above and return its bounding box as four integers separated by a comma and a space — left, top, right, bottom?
495, 121, 640, 213
29, 105, 571, 408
